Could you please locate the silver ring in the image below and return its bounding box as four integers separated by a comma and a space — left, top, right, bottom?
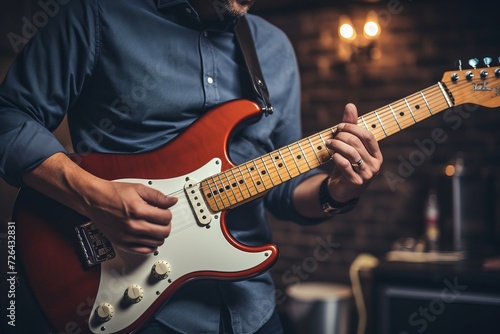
351, 158, 363, 167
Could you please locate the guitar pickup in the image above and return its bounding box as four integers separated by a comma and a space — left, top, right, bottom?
184, 180, 212, 226
75, 222, 116, 267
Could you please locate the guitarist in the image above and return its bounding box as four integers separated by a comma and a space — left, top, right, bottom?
0, 0, 383, 333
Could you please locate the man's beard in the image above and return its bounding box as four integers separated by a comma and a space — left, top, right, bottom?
222, 0, 255, 17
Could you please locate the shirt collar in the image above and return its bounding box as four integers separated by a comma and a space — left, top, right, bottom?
157, 0, 189, 9
157, 0, 239, 31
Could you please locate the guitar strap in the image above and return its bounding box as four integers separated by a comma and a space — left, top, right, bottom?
234, 16, 274, 116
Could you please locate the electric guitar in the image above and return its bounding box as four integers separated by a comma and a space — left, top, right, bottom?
14, 64, 500, 334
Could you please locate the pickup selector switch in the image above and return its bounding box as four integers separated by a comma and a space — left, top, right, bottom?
95, 303, 114, 322
152, 260, 171, 280
124, 284, 144, 304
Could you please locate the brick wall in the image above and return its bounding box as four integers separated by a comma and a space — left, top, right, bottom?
255, 0, 500, 305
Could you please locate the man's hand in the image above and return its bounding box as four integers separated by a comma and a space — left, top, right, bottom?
325, 103, 383, 203
81, 180, 177, 255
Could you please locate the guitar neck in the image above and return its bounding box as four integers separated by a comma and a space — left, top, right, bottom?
202, 82, 453, 212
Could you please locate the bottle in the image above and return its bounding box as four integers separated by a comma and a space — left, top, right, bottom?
425, 190, 440, 252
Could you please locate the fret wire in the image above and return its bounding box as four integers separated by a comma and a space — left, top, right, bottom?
362, 113, 385, 139
236, 165, 254, 198
307, 137, 321, 163
420, 91, 433, 115
404, 98, 417, 123
319, 133, 333, 160
238, 163, 259, 196
361, 116, 369, 130
286, 145, 302, 173
216, 173, 233, 207
253, 159, 271, 190
249, 160, 266, 191
259, 156, 276, 186
223, 170, 239, 202
268, 153, 284, 183
374, 111, 388, 137
297, 141, 312, 170
229, 168, 246, 200
277, 150, 293, 179
330, 127, 337, 137
206, 178, 222, 211
438, 82, 453, 107
388, 105, 402, 130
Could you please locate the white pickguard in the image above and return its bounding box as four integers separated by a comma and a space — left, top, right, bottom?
88, 158, 275, 333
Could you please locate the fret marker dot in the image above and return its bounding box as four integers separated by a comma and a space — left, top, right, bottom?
400, 112, 405, 116
257, 181, 261, 185
278, 163, 283, 168
415, 105, 420, 110
297, 155, 302, 159
371, 124, 376, 128
261, 171, 266, 175
317, 146, 322, 150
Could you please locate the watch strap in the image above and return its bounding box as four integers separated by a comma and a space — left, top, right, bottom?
319, 176, 359, 215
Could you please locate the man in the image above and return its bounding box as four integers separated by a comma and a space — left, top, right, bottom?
0, 0, 383, 333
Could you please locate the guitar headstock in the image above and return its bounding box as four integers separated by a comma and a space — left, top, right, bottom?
441, 57, 500, 109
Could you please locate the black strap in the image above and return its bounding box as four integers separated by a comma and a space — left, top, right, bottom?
234, 16, 273, 116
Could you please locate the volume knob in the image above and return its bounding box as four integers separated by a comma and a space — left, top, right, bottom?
152, 260, 171, 280
95, 302, 114, 322
124, 284, 144, 304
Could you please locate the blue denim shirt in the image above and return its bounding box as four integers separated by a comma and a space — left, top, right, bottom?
0, 0, 322, 333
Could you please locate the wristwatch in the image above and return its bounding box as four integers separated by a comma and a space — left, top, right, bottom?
319, 176, 359, 215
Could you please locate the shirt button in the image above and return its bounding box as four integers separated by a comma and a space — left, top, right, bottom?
207, 77, 214, 84
203, 31, 208, 38
185, 7, 192, 13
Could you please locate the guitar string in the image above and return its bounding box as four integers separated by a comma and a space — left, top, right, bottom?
199, 87, 451, 208
187, 77, 492, 210
197, 84, 451, 207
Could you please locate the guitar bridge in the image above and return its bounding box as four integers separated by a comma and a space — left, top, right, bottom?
75, 222, 116, 267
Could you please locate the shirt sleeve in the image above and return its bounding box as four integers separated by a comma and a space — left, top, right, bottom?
0, 0, 99, 186
253, 20, 327, 225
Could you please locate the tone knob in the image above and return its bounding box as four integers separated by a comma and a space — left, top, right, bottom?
152, 260, 171, 280
124, 284, 144, 304
95, 302, 114, 322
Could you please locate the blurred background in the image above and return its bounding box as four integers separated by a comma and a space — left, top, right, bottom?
1, 0, 500, 333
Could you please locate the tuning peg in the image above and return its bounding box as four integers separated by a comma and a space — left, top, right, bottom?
483, 57, 492, 67
468, 58, 479, 69
456, 59, 463, 71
